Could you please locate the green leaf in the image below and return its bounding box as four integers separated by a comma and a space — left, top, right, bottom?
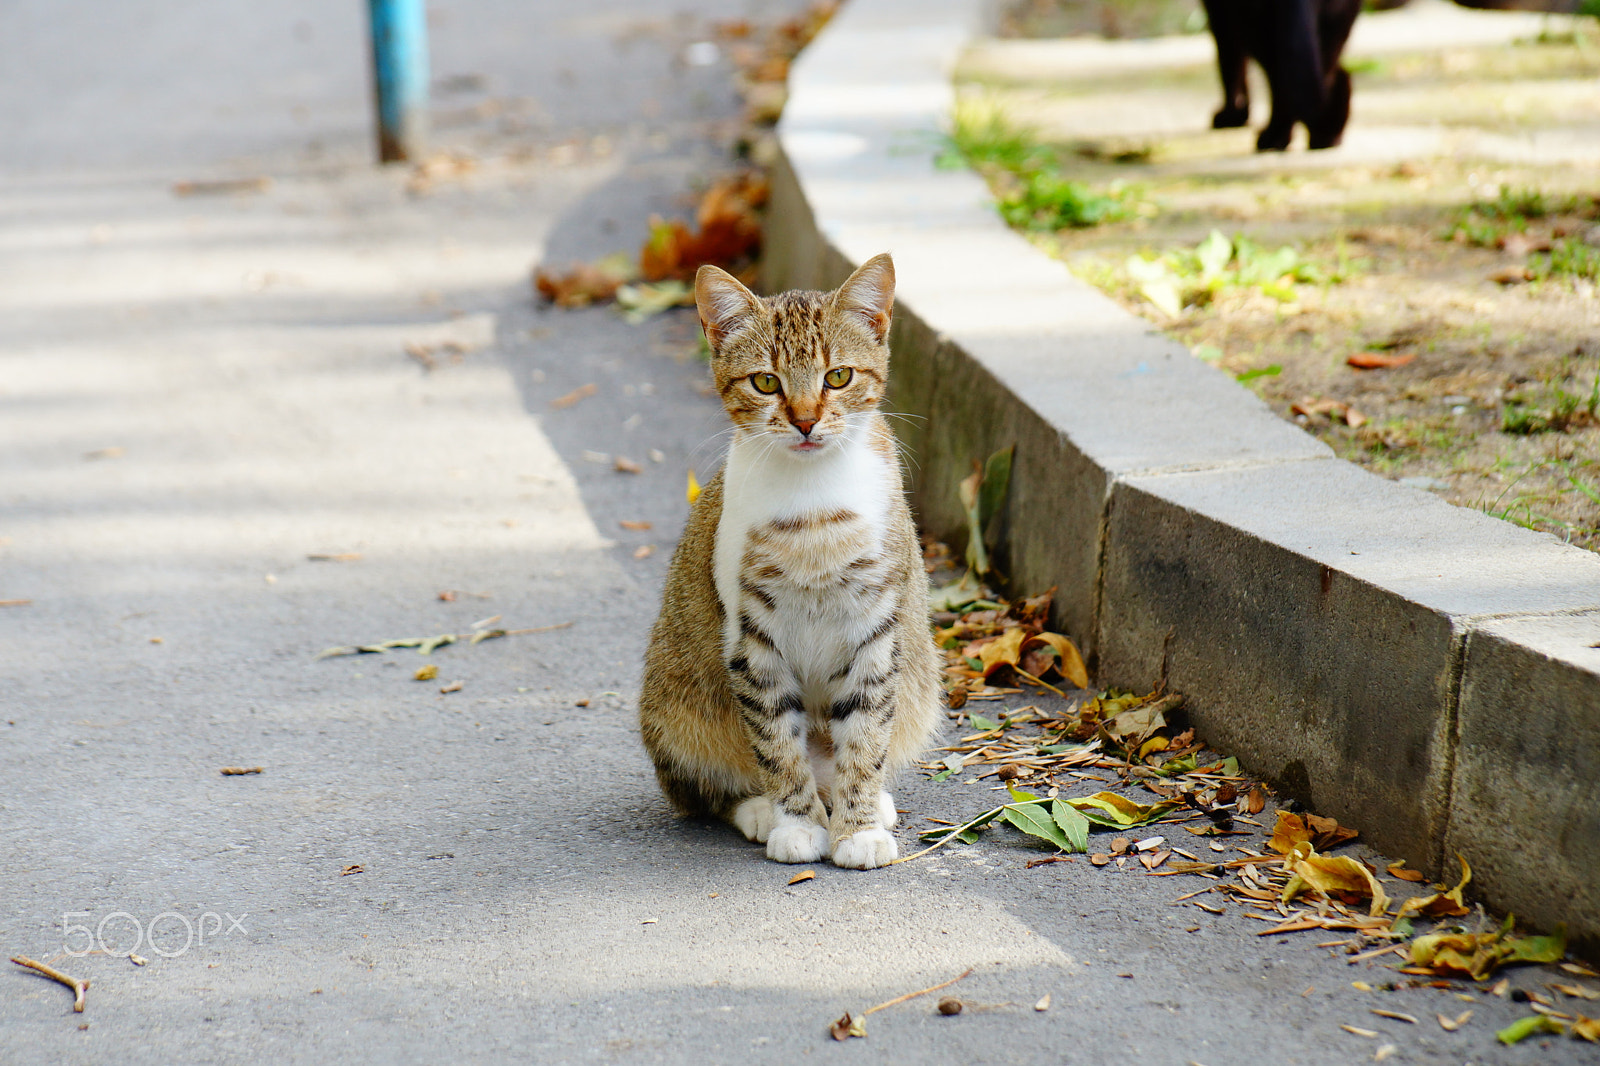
1196, 230, 1232, 279
1504, 924, 1567, 965
1235, 365, 1281, 383
977, 446, 1014, 534
1038, 743, 1092, 756
928, 577, 983, 613
1052, 800, 1091, 853
1006, 786, 1040, 804
967, 713, 1001, 732
1002, 803, 1071, 850
930, 769, 954, 782
1497, 1015, 1565, 1045
1139, 278, 1183, 319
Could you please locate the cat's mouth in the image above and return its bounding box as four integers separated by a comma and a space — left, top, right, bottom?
790, 439, 823, 453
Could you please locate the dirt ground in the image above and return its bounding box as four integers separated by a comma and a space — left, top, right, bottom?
957, 22, 1600, 549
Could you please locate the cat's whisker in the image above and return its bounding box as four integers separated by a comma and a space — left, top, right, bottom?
684, 425, 737, 471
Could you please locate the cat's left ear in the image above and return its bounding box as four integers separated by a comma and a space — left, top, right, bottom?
695, 265, 761, 353
831, 253, 895, 344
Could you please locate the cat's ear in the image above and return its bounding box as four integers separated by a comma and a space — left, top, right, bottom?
831, 253, 895, 344
695, 265, 761, 353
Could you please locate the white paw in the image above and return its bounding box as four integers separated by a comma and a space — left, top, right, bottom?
732, 796, 775, 843
767, 822, 829, 864
831, 828, 898, 870
877, 791, 898, 830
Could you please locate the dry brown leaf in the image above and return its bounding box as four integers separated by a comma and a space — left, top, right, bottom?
619, 520, 653, 531
614, 456, 643, 474
788, 869, 815, 885
341, 864, 364, 876
1372, 1009, 1418, 1024
1438, 1009, 1472, 1031
1573, 1016, 1600, 1042
1347, 351, 1417, 369
219, 766, 263, 776
639, 172, 767, 282
1387, 861, 1427, 883
414, 664, 439, 681
1553, 984, 1600, 1000
1499, 232, 1552, 256
550, 383, 598, 410
1034, 994, 1050, 1012
534, 263, 626, 307
1488, 265, 1532, 285
439, 681, 463, 694
633, 545, 657, 559
1341, 1025, 1379, 1037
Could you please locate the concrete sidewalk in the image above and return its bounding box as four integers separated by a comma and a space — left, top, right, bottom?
3, 2, 1597, 1063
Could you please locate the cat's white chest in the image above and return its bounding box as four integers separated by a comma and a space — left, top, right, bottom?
713, 432, 893, 666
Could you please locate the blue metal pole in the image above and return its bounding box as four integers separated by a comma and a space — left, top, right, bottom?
368, 0, 429, 163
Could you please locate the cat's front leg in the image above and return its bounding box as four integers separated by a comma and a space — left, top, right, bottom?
825, 652, 902, 869
727, 627, 829, 863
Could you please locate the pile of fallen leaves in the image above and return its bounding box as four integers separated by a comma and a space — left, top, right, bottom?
532, 1, 839, 321
914, 531, 1593, 1043
533, 170, 767, 317
714, 1, 841, 125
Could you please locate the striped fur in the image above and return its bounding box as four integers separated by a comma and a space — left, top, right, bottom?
637, 254, 942, 869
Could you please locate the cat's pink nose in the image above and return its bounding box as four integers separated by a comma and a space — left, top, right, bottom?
792, 419, 817, 436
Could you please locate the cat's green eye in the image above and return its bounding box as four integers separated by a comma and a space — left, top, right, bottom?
750, 372, 781, 394
824, 367, 853, 389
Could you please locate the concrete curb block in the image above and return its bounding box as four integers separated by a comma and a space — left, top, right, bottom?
766, 0, 1600, 951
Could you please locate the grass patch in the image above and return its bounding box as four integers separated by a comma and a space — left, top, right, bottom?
939, 100, 1147, 231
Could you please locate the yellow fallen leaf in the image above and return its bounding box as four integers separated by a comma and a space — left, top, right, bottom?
1283, 848, 1389, 916
687, 469, 701, 505
1395, 854, 1472, 922
1410, 916, 1566, 981
1023, 632, 1089, 689
1438, 1009, 1472, 1031
1573, 1016, 1600, 1042
1268, 810, 1314, 855
414, 664, 439, 681
978, 627, 1028, 678
788, 869, 815, 885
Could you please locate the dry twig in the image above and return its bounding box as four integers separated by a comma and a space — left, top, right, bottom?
863, 968, 974, 1017
11, 956, 89, 1012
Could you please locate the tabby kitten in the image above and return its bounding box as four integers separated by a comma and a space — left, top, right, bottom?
637, 254, 942, 870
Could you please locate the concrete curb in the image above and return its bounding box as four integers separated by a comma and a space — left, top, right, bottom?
765, 0, 1600, 952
